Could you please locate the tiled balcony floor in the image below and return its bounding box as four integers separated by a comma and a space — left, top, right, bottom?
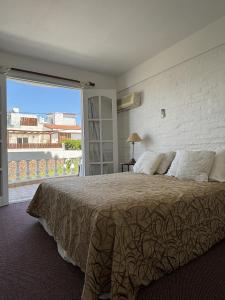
8, 175, 78, 203
9, 184, 39, 203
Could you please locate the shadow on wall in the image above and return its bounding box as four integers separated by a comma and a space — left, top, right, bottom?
140, 90, 145, 106
134, 134, 153, 160
142, 134, 152, 148
117, 90, 147, 162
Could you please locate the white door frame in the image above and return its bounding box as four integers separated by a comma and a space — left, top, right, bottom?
0, 73, 9, 206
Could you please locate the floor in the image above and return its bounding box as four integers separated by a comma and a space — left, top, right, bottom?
1, 202, 225, 299
8, 184, 39, 203
0, 202, 84, 300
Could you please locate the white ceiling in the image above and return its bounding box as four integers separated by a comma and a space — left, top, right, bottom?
0, 0, 225, 76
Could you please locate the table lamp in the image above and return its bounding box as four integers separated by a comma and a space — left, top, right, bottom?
127, 132, 142, 164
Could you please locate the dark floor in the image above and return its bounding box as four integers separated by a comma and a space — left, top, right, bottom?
0, 202, 84, 300
1, 202, 225, 300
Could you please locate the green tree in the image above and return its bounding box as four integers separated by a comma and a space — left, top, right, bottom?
62, 140, 81, 150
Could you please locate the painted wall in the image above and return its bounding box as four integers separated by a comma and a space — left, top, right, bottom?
8, 133, 50, 144
0, 51, 116, 89
117, 16, 225, 163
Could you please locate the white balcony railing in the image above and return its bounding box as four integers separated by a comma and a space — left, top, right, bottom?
8, 157, 81, 184
8, 143, 63, 149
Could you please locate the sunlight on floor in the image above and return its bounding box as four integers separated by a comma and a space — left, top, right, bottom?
9, 184, 39, 203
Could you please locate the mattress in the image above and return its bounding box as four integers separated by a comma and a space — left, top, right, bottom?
27, 173, 225, 300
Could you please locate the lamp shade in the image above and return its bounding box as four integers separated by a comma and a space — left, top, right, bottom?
127, 132, 142, 143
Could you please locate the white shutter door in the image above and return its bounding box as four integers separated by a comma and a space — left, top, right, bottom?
82, 89, 118, 176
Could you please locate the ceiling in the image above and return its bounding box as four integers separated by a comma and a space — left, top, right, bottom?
0, 0, 225, 76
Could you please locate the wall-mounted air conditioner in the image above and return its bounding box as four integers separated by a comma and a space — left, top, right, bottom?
117, 92, 141, 112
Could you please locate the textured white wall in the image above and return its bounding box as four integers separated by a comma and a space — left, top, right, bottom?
117, 43, 225, 163
117, 16, 225, 91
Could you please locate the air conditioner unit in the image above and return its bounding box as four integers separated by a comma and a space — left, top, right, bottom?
117, 92, 141, 112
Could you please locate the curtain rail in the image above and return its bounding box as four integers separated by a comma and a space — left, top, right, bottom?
10, 67, 95, 87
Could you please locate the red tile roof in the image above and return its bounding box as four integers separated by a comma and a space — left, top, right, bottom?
44, 124, 81, 130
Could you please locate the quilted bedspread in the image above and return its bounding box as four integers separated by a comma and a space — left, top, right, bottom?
27, 173, 225, 300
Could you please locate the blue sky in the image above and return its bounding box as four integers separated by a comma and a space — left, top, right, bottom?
7, 79, 81, 125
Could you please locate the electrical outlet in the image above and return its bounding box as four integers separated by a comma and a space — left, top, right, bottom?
161, 108, 166, 118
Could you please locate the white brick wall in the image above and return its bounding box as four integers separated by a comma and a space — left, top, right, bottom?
118, 44, 225, 163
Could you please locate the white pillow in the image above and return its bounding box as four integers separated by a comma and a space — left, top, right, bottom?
133, 151, 164, 175
167, 150, 184, 177
157, 151, 176, 174
176, 150, 215, 181
209, 150, 225, 182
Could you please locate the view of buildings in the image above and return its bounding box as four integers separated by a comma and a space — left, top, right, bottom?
6, 79, 82, 203
7, 107, 82, 186
7, 108, 81, 148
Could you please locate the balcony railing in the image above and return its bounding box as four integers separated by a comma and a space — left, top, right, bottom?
8, 143, 63, 149
8, 157, 81, 183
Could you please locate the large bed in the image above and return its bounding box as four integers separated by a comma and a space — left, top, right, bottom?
27, 172, 225, 300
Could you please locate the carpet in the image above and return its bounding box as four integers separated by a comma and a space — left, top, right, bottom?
1, 202, 225, 299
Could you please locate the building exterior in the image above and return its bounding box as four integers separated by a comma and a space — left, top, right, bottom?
7, 108, 81, 148
47, 112, 77, 126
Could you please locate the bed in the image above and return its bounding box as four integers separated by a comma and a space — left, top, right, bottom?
27, 172, 225, 300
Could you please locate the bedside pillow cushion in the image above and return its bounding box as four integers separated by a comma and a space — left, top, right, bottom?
133, 151, 164, 175
167, 150, 184, 177
176, 150, 215, 181
209, 150, 225, 182
157, 151, 176, 174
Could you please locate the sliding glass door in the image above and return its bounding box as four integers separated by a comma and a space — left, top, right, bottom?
0, 73, 8, 206
82, 89, 118, 176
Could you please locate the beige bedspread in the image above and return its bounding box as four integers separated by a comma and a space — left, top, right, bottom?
27, 173, 225, 300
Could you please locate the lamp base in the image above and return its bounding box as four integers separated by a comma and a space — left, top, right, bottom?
129, 158, 136, 164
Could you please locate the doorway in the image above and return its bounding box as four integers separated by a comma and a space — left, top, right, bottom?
0, 72, 118, 207
7, 78, 82, 203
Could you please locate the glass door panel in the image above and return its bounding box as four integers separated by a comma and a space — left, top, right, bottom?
90, 164, 101, 175
103, 163, 114, 174
101, 96, 112, 119
102, 142, 113, 162
88, 96, 99, 119
89, 121, 100, 140
89, 142, 101, 162
102, 120, 113, 140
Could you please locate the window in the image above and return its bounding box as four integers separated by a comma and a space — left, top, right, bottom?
59, 133, 71, 142
17, 137, 28, 144
17, 138, 22, 144
20, 117, 37, 126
